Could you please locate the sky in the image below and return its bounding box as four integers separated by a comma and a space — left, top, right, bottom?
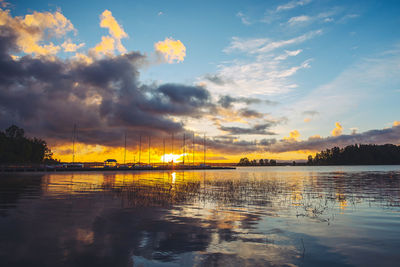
0, 0, 399, 163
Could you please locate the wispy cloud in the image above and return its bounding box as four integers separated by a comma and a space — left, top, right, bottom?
236, 11, 251, 25
287, 15, 311, 26
338, 13, 360, 24
224, 30, 322, 54
200, 58, 311, 96
274, 49, 302, 60
288, 49, 400, 125
256, 30, 322, 53
276, 0, 312, 12
202, 30, 320, 97
223, 37, 269, 54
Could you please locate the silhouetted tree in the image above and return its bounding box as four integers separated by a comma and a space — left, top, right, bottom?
238, 157, 250, 166
307, 144, 400, 165
269, 159, 277, 166
307, 155, 313, 165
0, 125, 56, 164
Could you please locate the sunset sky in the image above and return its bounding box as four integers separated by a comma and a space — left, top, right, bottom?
0, 0, 399, 163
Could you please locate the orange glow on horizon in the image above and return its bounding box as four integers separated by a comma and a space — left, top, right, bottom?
51, 142, 317, 163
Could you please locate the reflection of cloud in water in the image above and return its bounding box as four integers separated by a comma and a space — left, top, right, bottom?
0, 167, 400, 266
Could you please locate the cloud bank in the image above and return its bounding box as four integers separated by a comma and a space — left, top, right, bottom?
0, 7, 399, 158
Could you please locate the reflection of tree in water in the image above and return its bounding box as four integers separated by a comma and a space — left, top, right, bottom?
0, 174, 43, 217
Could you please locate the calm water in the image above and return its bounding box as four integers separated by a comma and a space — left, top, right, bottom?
1, 166, 400, 267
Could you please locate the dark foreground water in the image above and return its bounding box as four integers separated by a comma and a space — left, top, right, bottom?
1, 166, 400, 267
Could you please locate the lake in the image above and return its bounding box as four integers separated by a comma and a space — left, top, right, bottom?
1, 166, 400, 266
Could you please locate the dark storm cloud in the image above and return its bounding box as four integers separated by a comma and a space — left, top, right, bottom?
217, 95, 261, 108
268, 125, 400, 153
0, 25, 212, 147
219, 123, 277, 135
217, 95, 278, 109
203, 137, 277, 154
151, 84, 214, 116
238, 108, 264, 118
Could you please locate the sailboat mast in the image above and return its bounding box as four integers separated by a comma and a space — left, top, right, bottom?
124, 132, 127, 164
72, 124, 76, 163
183, 133, 185, 165
163, 138, 165, 166
171, 133, 174, 165
171, 133, 174, 155
139, 135, 141, 165
193, 133, 195, 165
148, 136, 151, 165
203, 134, 206, 165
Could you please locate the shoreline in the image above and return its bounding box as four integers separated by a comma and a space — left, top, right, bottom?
0, 165, 236, 173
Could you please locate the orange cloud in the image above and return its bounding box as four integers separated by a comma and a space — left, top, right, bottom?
73, 52, 93, 64
62, 39, 85, 52
331, 122, 343, 136
90, 10, 128, 56
100, 10, 127, 40
283, 130, 300, 141
155, 37, 186, 63
93, 36, 115, 56
393, 121, 400, 127
0, 9, 74, 56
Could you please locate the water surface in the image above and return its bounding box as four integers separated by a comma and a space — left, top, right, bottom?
1, 166, 400, 266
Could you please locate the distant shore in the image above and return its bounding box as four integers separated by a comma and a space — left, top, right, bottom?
0, 165, 236, 173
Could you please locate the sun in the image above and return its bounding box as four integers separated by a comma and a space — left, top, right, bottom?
161, 153, 187, 163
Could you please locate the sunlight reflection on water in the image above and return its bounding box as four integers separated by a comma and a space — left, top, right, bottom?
1, 166, 400, 266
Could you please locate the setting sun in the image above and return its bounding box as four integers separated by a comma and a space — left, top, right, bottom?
161, 153, 187, 163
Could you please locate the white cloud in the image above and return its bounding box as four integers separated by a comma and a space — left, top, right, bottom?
236, 11, 251, 25
274, 49, 302, 61
276, 0, 312, 12
199, 57, 311, 96
224, 30, 321, 54
287, 15, 311, 26
281, 50, 400, 137
223, 37, 269, 54
338, 13, 360, 24
256, 30, 322, 54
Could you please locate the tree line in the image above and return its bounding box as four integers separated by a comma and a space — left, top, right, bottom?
0, 125, 57, 164
237, 157, 277, 166
307, 144, 400, 165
